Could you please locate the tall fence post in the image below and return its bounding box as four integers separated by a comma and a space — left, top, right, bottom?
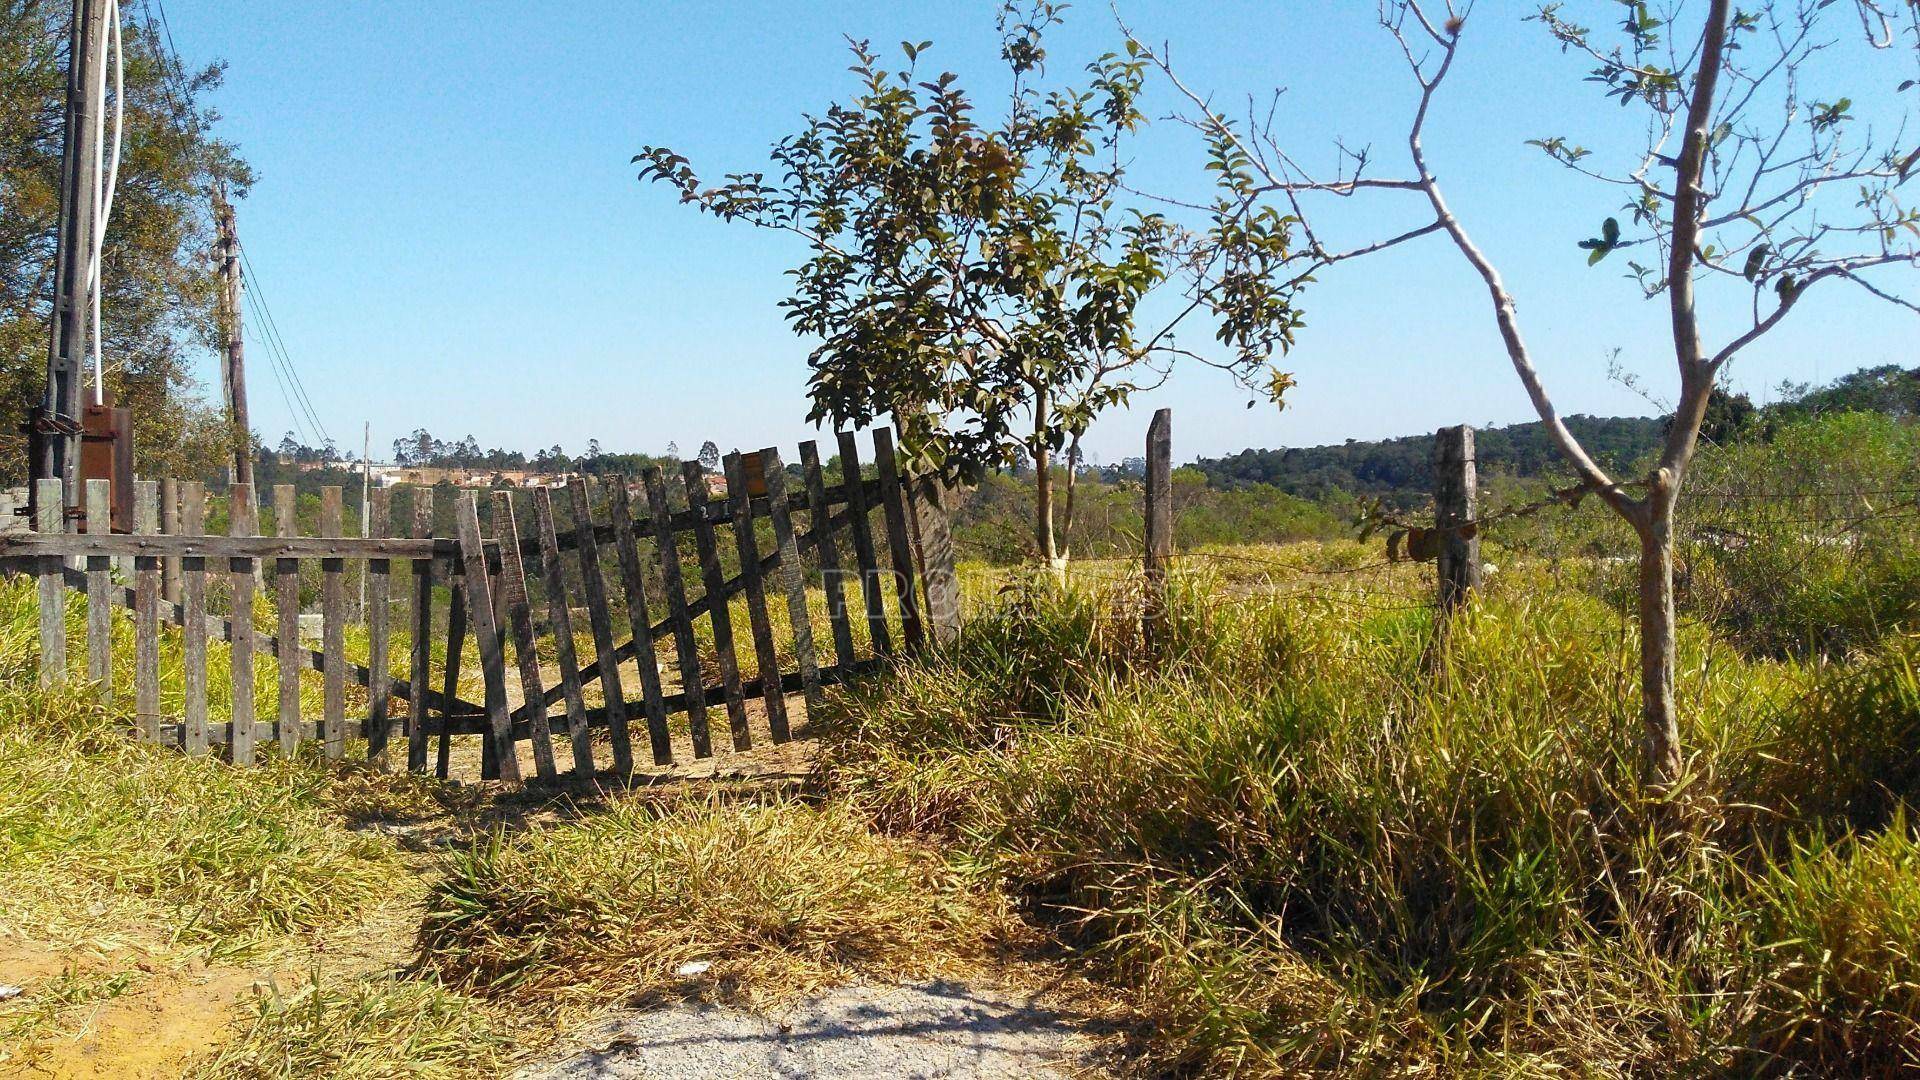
909, 469, 961, 646
1143, 408, 1173, 646
34, 478, 65, 686
1434, 424, 1481, 613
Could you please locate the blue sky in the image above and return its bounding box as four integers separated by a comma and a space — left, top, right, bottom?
159, 1, 1916, 466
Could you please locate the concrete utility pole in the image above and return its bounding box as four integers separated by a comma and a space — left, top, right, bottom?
215, 194, 255, 495
40, 0, 110, 509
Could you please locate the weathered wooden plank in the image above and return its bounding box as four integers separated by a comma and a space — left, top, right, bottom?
133, 481, 160, 742
0, 533, 455, 559
391, 656, 885, 741
725, 452, 789, 742
837, 432, 891, 656
455, 491, 521, 783
34, 479, 65, 687
606, 480, 673, 765
510, 475, 887, 566
1434, 424, 1481, 613
872, 428, 924, 652
568, 478, 633, 776
643, 465, 712, 758
800, 441, 856, 670
228, 484, 258, 766
407, 488, 435, 773
181, 483, 208, 755
760, 447, 822, 712
685, 461, 751, 751
320, 487, 346, 759
1143, 408, 1173, 647
84, 478, 112, 699
492, 491, 556, 781
507, 496, 860, 721
159, 476, 180, 606
365, 487, 393, 765
532, 486, 594, 775
274, 484, 301, 753
438, 564, 466, 780
912, 470, 962, 644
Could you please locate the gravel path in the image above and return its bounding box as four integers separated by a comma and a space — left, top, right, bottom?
514, 981, 1105, 1079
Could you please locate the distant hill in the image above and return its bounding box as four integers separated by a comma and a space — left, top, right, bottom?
1193, 415, 1666, 505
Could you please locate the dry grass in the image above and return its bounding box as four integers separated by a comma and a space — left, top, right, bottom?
415, 795, 1026, 1012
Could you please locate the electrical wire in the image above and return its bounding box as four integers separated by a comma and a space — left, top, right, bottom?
85, 0, 125, 407
238, 248, 330, 445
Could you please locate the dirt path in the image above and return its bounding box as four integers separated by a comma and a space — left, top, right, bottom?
517, 980, 1118, 1079
0, 846, 434, 1078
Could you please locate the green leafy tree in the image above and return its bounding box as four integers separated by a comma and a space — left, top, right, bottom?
0, 2, 251, 483
636, 3, 1298, 567
1142, 0, 1920, 783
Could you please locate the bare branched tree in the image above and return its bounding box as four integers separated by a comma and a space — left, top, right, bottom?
1132, 0, 1920, 782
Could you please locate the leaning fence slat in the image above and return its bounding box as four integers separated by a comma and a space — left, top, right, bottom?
532, 486, 594, 775
606, 480, 673, 765
159, 476, 180, 607
407, 488, 435, 773
872, 428, 924, 653
455, 492, 520, 783
911, 469, 962, 644
134, 481, 160, 741
569, 478, 634, 776
725, 453, 789, 742
800, 441, 856, 671
761, 447, 821, 712
84, 478, 112, 700
685, 461, 751, 751
181, 483, 208, 755
363, 486, 393, 764
492, 491, 557, 781
228, 485, 258, 766
274, 485, 302, 751
644, 466, 712, 758
34, 479, 65, 687
837, 431, 892, 656
320, 487, 346, 759
438, 565, 466, 780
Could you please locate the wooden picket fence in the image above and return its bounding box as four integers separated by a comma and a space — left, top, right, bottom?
0, 429, 959, 783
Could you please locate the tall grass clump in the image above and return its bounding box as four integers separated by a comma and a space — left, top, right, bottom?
205, 973, 507, 1080
415, 796, 1023, 1010
0, 579, 402, 952
816, 563, 1920, 1075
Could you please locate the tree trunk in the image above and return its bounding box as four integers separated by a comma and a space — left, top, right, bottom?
1031, 390, 1065, 575
1060, 431, 1081, 566
1634, 492, 1683, 785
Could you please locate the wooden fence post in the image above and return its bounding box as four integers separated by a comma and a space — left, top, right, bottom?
320, 487, 346, 759
1143, 408, 1173, 646
180, 482, 208, 755
910, 469, 961, 645
159, 476, 181, 607
34, 478, 65, 686
455, 491, 520, 783
133, 481, 159, 741
229, 485, 258, 766
1434, 424, 1481, 613
274, 484, 302, 754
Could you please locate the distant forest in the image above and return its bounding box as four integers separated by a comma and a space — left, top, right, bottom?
1192, 365, 1920, 505
1193, 415, 1665, 504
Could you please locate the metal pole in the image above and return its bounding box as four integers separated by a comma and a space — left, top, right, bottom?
41, 0, 108, 510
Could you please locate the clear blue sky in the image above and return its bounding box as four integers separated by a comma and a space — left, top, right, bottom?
160, 1, 1914, 467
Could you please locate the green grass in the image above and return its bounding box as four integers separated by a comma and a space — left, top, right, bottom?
814, 563, 1920, 1076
